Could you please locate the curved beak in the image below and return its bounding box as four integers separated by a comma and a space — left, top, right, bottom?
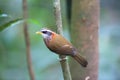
36, 31, 42, 35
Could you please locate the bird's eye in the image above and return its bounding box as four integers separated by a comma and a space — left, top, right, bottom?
42, 31, 47, 34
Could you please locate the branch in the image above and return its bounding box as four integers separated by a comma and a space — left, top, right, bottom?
53, 0, 72, 80
22, 0, 35, 80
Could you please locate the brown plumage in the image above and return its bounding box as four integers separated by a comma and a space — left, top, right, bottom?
36, 29, 88, 67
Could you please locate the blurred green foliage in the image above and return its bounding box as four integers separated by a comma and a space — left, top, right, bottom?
0, 18, 22, 31
0, 0, 65, 80
0, 0, 120, 80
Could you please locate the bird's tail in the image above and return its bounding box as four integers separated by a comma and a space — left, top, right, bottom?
72, 53, 88, 67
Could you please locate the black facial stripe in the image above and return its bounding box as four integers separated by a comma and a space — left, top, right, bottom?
41, 30, 52, 36
42, 31, 47, 34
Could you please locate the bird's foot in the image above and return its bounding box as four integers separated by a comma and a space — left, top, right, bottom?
58, 57, 68, 61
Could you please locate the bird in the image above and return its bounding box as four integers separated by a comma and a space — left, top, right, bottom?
36, 28, 88, 67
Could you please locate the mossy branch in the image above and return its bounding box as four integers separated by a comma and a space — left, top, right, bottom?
53, 0, 72, 80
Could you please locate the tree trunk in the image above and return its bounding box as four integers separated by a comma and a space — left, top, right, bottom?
69, 0, 99, 80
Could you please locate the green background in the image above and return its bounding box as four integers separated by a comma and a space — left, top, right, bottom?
0, 0, 120, 80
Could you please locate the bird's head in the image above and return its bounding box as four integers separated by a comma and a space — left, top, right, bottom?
36, 28, 56, 39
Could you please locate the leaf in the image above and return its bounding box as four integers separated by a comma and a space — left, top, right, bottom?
0, 18, 23, 31
28, 19, 40, 26
0, 10, 10, 18
0, 13, 9, 18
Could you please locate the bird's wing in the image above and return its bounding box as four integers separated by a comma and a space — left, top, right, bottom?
59, 44, 75, 55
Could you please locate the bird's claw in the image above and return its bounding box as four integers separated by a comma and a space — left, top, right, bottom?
58, 57, 68, 61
